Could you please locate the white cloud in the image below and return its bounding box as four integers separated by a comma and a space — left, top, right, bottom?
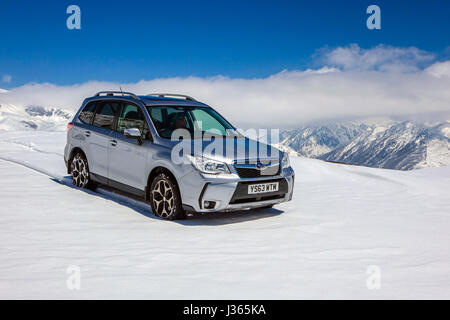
318, 44, 435, 72
2, 74, 12, 83
425, 61, 450, 78
1, 45, 449, 128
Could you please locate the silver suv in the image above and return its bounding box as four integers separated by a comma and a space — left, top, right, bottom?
64, 91, 294, 220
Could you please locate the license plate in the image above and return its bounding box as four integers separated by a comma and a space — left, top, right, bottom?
248, 182, 279, 194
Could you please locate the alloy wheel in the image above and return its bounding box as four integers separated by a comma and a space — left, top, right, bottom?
151, 179, 174, 218
71, 154, 89, 188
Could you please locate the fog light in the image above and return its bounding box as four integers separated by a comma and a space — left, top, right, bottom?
203, 201, 216, 209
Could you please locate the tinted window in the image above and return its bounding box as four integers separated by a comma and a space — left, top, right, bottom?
147, 106, 236, 139
148, 106, 193, 139
117, 103, 150, 139
78, 101, 97, 124
93, 102, 119, 130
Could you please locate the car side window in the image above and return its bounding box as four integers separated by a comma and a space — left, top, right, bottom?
92, 102, 120, 130
78, 101, 97, 124
148, 106, 193, 139
117, 103, 150, 140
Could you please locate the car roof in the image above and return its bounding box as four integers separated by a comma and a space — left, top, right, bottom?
83, 92, 210, 108
139, 96, 209, 107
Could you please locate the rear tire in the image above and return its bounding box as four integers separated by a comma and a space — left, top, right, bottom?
70, 152, 97, 190
149, 173, 186, 220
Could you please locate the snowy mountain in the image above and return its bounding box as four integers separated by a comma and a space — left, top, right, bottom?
280, 121, 372, 157
281, 120, 450, 170
0, 94, 72, 131
321, 121, 450, 170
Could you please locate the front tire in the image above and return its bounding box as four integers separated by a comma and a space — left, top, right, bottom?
150, 173, 186, 220
70, 152, 96, 190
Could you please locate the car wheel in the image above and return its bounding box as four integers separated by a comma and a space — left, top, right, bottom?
150, 173, 186, 220
71, 152, 96, 190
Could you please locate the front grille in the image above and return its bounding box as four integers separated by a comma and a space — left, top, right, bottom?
234, 160, 280, 178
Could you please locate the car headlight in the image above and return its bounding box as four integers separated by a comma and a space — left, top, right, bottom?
281, 152, 290, 169
187, 155, 231, 175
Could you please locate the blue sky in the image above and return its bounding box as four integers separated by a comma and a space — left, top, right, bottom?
1, 0, 449, 87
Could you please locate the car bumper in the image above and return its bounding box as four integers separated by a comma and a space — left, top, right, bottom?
178, 166, 295, 213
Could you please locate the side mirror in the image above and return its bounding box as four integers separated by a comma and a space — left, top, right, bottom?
124, 128, 143, 145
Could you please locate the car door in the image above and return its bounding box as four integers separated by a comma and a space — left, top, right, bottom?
88, 101, 120, 179
108, 102, 150, 192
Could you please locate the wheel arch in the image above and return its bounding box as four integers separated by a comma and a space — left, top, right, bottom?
146, 166, 179, 202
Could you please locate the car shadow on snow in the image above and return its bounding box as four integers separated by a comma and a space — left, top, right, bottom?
51, 176, 284, 226
181, 207, 284, 226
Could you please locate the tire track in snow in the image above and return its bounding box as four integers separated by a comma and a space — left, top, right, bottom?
0, 139, 63, 157
0, 132, 155, 215
0, 156, 63, 180
0, 156, 153, 216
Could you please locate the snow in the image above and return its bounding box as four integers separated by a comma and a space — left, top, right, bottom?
417, 139, 450, 169
0, 131, 450, 299
0, 98, 72, 132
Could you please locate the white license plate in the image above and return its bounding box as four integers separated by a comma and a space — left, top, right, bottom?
248, 182, 279, 194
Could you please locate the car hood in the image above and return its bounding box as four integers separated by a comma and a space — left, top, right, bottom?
160, 137, 282, 164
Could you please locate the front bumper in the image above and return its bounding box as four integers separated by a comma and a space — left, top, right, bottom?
178, 166, 295, 213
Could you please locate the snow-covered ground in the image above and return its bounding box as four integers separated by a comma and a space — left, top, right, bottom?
0, 131, 450, 299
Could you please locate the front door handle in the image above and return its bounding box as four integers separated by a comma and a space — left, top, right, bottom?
110, 139, 117, 147
84, 130, 91, 137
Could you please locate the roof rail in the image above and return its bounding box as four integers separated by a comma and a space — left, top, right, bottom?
95, 91, 140, 100
146, 93, 197, 102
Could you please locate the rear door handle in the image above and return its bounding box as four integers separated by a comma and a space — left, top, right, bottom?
84, 130, 91, 137
110, 139, 117, 146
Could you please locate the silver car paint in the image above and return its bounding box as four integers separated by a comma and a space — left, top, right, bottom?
108, 130, 149, 190
65, 96, 294, 213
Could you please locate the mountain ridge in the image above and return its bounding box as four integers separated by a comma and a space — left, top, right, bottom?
281, 119, 450, 170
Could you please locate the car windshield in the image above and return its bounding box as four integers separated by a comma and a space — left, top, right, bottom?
146, 106, 241, 139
